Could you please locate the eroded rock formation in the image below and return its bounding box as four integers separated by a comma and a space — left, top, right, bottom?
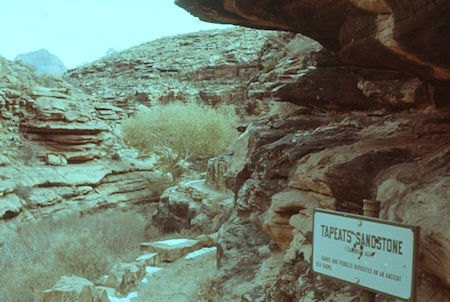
0, 57, 170, 229
37, 275, 108, 302
175, 1, 450, 301
1, 12, 449, 300
211, 109, 450, 301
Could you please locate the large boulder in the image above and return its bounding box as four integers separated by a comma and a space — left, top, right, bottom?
139, 238, 209, 262
37, 275, 108, 302
153, 179, 233, 234
95, 262, 146, 295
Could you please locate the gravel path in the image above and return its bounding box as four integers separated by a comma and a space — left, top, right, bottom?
132, 248, 217, 302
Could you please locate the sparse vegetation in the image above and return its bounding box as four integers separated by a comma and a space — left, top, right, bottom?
121, 102, 239, 180
0, 210, 153, 301
261, 57, 279, 73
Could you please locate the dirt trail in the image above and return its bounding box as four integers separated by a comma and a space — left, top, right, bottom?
132, 249, 217, 302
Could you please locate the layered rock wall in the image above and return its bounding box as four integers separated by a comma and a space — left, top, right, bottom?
213, 109, 450, 301
0, 57, 170, 230
66, 28, 277, 116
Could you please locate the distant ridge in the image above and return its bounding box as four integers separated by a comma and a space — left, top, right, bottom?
14, 49, 67, 74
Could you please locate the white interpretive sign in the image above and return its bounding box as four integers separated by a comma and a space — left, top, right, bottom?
312, 208, 419, 301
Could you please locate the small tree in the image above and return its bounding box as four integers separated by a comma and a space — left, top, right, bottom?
121, 102, 238, 179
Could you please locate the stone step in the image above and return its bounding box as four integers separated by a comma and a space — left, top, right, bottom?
135, 253, 158, 266
95, 262, 146, 295
139, 238, 208, 263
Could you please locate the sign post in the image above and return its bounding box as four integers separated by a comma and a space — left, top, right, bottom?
312, 202, 419, 301
360, 199, 380, 302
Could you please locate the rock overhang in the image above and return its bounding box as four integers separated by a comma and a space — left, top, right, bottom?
175, 0, 450, 83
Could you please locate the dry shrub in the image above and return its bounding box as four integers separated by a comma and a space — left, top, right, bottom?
52, 229, 113, 280
266, 101, 304, 119
197, 278, 222, 302
0, 210, 147, 301
121, 102, 239, 179
285, 35, 321, 61
261, 57, 279, 73
35, 73, 66, 88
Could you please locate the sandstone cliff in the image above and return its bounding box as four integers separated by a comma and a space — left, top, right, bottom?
0, 27, 284, 238
0, 56, 169, 233
174, 1, 450, 301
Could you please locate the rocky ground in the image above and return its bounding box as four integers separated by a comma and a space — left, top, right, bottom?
133, 247, 216, 302
37, 235, 218, 301
1, 1, 449, 300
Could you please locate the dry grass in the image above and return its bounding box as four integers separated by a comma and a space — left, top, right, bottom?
159, 228, 203, 240
0, 210, 150, 301
265, 101, 304, 119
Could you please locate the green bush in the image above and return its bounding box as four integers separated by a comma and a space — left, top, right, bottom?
121, 102, 239, 178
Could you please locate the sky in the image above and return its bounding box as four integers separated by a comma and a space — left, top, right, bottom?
0, 0, 231, 69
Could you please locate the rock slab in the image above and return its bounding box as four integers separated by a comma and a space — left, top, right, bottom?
37, 275, 108, 302
139, 239, 208, 263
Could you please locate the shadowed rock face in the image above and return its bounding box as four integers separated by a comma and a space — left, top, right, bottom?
273, 48, 432, 110
177, 0, 450, 111
214, 109, 450, 301
176, 0, 450, 81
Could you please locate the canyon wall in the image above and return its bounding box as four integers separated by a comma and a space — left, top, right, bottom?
0, 58, 170, 235
0, 27, 277, 238
175, 1, 450, 301
1, 8, 449, 299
